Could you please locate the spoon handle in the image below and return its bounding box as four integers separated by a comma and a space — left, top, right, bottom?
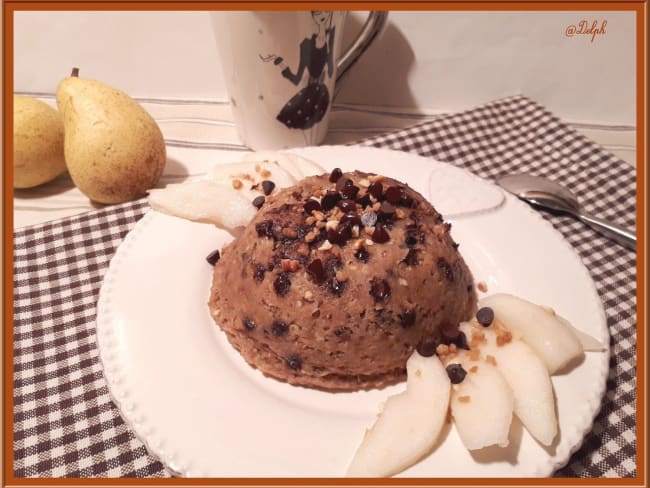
578, 214, 636, 251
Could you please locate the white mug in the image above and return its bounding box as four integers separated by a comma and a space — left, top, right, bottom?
211, 11, 387, 150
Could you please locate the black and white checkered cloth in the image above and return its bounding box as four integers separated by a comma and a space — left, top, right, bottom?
13, 95, 637, 478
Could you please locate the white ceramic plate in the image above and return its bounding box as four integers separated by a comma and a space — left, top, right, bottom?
96, 146, 609, 478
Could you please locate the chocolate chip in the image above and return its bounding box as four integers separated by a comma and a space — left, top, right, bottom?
337, 199, 357, 212
304, 199, 322, 214
437, 258, 454, 282
328, 221, 353, 246
243, 318, 256, 331
272, 320, 289, 336
306, 259, 325, 284
385, 186, 405, 204
476, 307, 494, 327
273, 272, 291, 296
369, 278, 391, 302
401, 195, 415, 208
340, 212, 362, 227
446, 363, 467, 384
261, 180, 275, 195
341, 184, 359, 200
334, 326, 352, 340
329, 277, 346, 296
377, 202, 395, 222
372, 224, 390, 244
401, 249, 419, 266
286, 354, 303, 370
368, 181, 383, 199
416, 336, 438, 357
321, 190, 342, 211
361, 211, 377, 227
254, 263, 266, 282
206, 249, 220, 265
455, 331, 470, 350
356, 193, 372, 208
252, 196, 265, 209
354, 247, 370, 263
329, 167, 343, 183
256, 220, 274, 238
398, 309, 416, 327
336, 177, 352, 192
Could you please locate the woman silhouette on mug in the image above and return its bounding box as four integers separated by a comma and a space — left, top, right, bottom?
261, 11, 335, 144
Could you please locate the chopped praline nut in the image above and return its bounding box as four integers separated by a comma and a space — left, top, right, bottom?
282, 227, 298, 239
206, 249, 221, 265
286, 354, 303, 370
476, 307, 494, 327
369, 278, 391, 303
231, 179, 243, 190
243, 318, 256, 331
446, 363, 467, 384
261, 180, 275, 195
281, 259, 300, 272
252, 196, 265, 209
416, 336, 438, 357
273, 272, 291, 296
271, 320, 289, 336
329, 167, 343, 183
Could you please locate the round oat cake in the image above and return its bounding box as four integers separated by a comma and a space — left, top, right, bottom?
209, 169, 476, 391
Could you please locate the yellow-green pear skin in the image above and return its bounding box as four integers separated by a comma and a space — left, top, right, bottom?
13, 95, 67, 189
56, 74, 166, 204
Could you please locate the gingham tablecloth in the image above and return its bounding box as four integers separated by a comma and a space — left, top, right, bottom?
13, 95, 637, 478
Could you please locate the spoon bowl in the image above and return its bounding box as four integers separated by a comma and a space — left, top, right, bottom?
497, 174, 636, 251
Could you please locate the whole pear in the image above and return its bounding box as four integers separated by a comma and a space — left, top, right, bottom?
13, 95, 67, 188
56, 69, 166, 204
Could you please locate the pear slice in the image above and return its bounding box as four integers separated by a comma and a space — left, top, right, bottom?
346, 353, 450, 477
460, 322, 558, 446
479, 294, 584, 374
555, 315, 607, 352
448, 355, 514, 450
241, 151, 325, 180
148, 180, 255, 232
209, 160, 297, 201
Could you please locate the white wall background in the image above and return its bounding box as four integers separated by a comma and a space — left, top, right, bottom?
14, 10, 636, 126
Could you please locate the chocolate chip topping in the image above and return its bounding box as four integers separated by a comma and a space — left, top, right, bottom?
385, 186, 405, 204
254, 263, 266, 282
402, 248, 419, 266
261, 180, 275, 195
321, 190, 342, 211
256, 220, 274, 238
252, 196, 265, 209
354, 247, 370, 263
356, 194, 372, 208
398, 309, 416, 327
306, 259, 325, 284
377, 202, 396, 222
243, 318, 256, 331
271, 320, 289, 336
368, 181, 383, 199
369, 278, 391, 302
336, 177, 352, 193
341, 184, 360, 200
437, 258, 454, 282
446, 363, 467, 384
273, 272, 291, 296
329, 167, 343, 183
304, 199, 321, 214
206, 249, 221, 266
372, 224, 390, 244
340, 212, 362, 226
286, 354, 303, 370
337, 199, 357, 213
416, 336, 438, 357
476, 307, 494, 327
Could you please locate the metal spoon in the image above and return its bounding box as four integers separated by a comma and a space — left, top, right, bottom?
497, 174, 636, 251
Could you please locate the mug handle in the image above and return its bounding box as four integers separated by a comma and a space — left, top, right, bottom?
335, 11, 388, 84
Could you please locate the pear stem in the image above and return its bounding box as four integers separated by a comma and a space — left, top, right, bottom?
71, 67, 79, 77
